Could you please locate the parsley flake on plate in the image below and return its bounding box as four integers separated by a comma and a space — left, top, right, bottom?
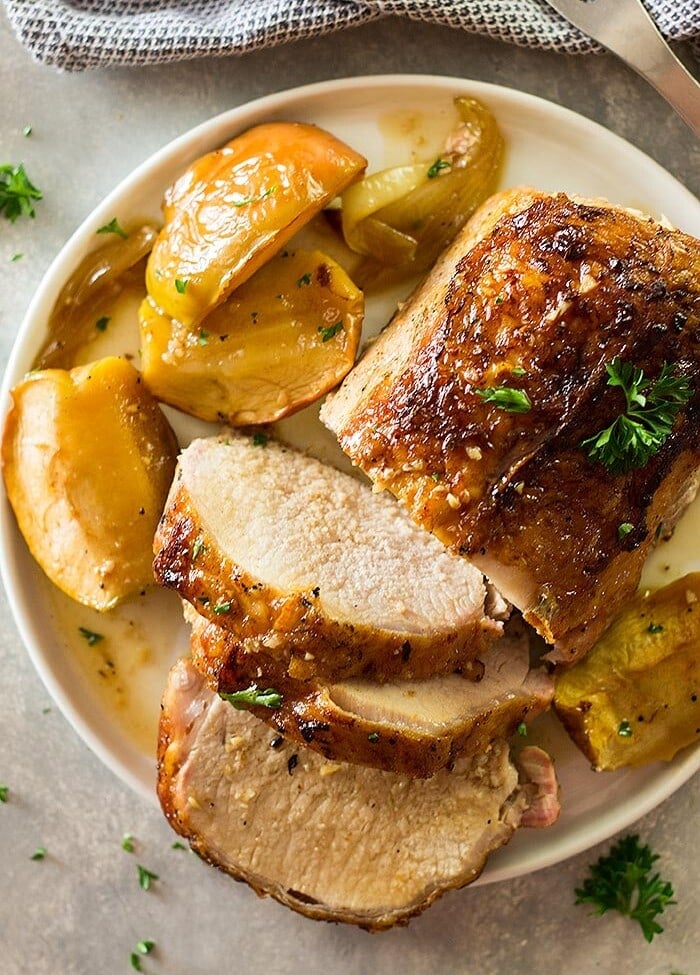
426, 158, 451, 178
137, 864, 159, 891
78, 626, 104, 646
96, 217, 128, 239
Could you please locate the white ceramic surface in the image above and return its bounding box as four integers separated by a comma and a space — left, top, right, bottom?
1, 75, 698, 888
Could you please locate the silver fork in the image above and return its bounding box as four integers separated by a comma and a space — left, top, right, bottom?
544, 0, 700, 137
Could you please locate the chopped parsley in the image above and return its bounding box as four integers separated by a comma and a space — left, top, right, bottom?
517, 721, 528, 736
191, 537, 205, 561
78, 626, 104, 647
475, 385, 532, 413
175, 278, 188, 294
296, 272, 312, 287
647, 623, 664, 634
0, 163, 42, 222
367, 732, 380, 743
233, 186, 277, 208
618, 522, 634, 540
96, 217, 128, 239
618, 720, 633, 737
171, 841, 187, 851
198, 329, 209, 346
318, 321, 344, 343
22, 125, 33, 137
219, 685, 283, 710
31, 846, 47, 861
130, 945, 154, 973
427, 158, 451, 178
137, 864, 159, 891
0, 785, 8, 803
511, 366, 527, 377
252, 432, 268, 447
95, 316, 110, 332
10, 253, 23, 262
581, 358, 692, 475
212, 601, 231, 615
122, 833, 135, 853
575, 834, 675, 941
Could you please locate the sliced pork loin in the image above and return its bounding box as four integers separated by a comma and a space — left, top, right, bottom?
154, 433, 502, 682
321, 187, 700, 665
158, 658, 560, 930
188, 608, 553, 777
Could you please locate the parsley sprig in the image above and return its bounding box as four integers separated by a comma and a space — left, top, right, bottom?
0, 163, 42, 222
575, 834, 676, 942
581, 358, 692, 475
219, 685, 282, 710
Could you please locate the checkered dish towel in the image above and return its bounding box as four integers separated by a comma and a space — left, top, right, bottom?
4, 0, 700, 72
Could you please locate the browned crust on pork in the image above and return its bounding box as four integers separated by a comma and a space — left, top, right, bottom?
323, 188, 700, 664
153, 473, 501, 682
188, 612, 551, 777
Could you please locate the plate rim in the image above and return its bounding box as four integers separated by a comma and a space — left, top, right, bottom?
1, 72, 698, 883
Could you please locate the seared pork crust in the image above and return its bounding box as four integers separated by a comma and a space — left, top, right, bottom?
157, 658, 559, 930
188, 609, 553, 777
154, 434, 501, 682
322, 189, 700, 663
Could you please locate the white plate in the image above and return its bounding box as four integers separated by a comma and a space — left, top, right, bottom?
1, 75, 699, 887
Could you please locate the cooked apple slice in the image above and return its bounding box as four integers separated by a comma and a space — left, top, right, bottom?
554, 573, 700, 769
146, 122, 366, 327
2, 357, 178, 610
140, 249, 363, 425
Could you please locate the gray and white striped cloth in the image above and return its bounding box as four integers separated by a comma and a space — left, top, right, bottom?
3, 0, 700, 72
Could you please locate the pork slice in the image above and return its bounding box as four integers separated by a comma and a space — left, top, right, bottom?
189, 609, 553, 777
157, 658, 559, 929
321, 187, 700, 664
154, 433, 501, 682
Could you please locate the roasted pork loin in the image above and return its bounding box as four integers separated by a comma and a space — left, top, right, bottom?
158, 658, 559, 929
322, 188, 700, 664
154, 433, 502, 681
188, 609, 553, 776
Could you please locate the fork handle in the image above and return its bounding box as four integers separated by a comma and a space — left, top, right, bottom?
603, 7, 700, 138
639, 53, 700, 139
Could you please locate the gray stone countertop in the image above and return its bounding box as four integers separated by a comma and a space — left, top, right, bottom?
0, 9, 698, 975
